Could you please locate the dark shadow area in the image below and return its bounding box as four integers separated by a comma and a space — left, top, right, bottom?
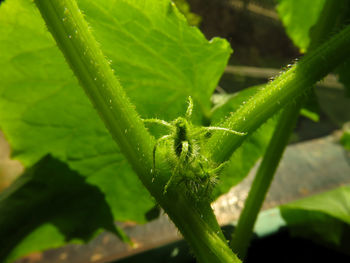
145, 205, 161, 221
0, 155, 118, 262
188, 0, 299, 68
246, 228, 350, 263
115, 239, 193, 263
113, 226, 350, 263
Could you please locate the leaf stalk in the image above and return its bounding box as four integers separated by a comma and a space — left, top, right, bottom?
229, 102, 302, 258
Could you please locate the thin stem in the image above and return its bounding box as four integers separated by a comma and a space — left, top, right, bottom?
230, 101, 302, 259
143, 118, 173, 128
230, 4, 348, 258
186, 96, 194, 119
207, 24, 350, 163
205, 126, 247, 136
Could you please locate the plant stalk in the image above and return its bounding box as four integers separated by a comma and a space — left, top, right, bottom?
230, 101, 302, 259
34, 1, 240, 262
166, 194, 241, 263
34, 0, 155, 187
207, 24, 350, 163
229, 2, 348, 258
229, 3, 349, 258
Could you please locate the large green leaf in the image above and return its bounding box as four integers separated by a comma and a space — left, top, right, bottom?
280, 185, 350, 250
210, 87, 278, 198
0, 0, 231, 224
0, 155, 129, 263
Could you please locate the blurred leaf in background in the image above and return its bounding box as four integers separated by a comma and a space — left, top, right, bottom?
276, 0, 326, 53
277, 0, 350, 96
280, 185, 350, 254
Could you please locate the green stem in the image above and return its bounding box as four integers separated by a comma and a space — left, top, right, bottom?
34, 1, 240, 262
230, 3, 349, 258
308, 0, 349, 51
34, 0, 155, 187
166, 194, 241, 263
230, 102, 302, 259
207, 24, 350, 163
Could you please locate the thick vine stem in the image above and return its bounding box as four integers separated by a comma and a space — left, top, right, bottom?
34, 0, 155, 186
34, 1, 240, 262
230, 102, 302, 259
207, 24, 350, 163
165, 193, 241, 263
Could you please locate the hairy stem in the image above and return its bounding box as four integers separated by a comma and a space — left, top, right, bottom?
230, 102, 302, 259
166, 194, 241, 263
207, 24, 350, 163
34, 0, 155, 186
34, 1, 240, 262
229, 2, 347, 258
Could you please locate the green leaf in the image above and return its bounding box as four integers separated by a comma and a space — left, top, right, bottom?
300, 108, 319, 123
340, 130, 350, 151
280, 185, 350, 249
300, 88, 320, 122
0, 155, 129, 263
282, 185, 350, 225
210, 87, 278, 198
277, 0, 350, 95
0, 0, 231, 223
277, 0, 326, 52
